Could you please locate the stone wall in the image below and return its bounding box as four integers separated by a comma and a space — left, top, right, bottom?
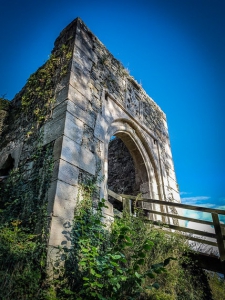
0, 20, 76, 179
0, 18, 181, 262
0, 98, 10, 145
108, 137, 136, 196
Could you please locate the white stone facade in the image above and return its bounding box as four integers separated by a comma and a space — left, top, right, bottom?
41, 18, 181, 251
0, 18, 181, 259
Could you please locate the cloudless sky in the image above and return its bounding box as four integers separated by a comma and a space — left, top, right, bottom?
0, 0, 224, 221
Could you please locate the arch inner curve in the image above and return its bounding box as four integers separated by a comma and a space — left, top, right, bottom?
105, 119, 161, 214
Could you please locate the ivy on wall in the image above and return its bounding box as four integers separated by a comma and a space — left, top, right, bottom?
0, 140, 54, 299
0, 97, 10, 111
0, 28, 74, 300
21, 43, 72, 131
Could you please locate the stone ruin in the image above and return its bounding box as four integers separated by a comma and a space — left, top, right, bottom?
0, 18, 180, 260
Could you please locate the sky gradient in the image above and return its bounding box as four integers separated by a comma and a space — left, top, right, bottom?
0, 0, 224, 223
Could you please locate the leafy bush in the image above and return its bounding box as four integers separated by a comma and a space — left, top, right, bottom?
0, 97, 10, 110
52, 184, 215, 300
0, 222, 46, 299
1, 173, 224, 299
208, 272, 225, 300
55, 194, 171, 300
0, 141, 53, 300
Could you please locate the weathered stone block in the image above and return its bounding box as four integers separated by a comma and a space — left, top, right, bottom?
103, 201, 114, 217
61, 136, 96, 175
52, 180, 79, 215
48, 215, 73, 247
79, 147, 96, 175
64, 111, 84, 144
52, 159, 79, 186
166, 167, 177, 182
61, 135, 81, 166
73, 47, 93, 71
167, 176, 179, 193
52, 100, 68, 120
53, 136, 63, 161
54, 86, 69, 106
164, 141, 172, 158
67, 100, 96, 129
58, 159, 79, 186
47, 180, 58, 214
94, 114, 107, 142
43, 117, 65, 145
69, 69, 91, 100
68, 84, 89, 110
55, 73, 70, 93
52, 161, 60, 182
75, 31, 98, 63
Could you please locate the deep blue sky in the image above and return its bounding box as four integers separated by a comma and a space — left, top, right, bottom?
0, 0, 224, 221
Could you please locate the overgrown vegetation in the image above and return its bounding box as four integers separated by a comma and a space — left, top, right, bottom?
50, 183, 222, 300
0, 139, 54, 300
0, 97, 10, 111
55, 188, 175, 299
0, 170, 224, 299
0, 29, 74, 299
21, 43, 72, 131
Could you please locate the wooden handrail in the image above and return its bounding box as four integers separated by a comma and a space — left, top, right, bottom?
108, 189, 225, 226
108, 190, 225, 250
143, 209, 215, 226
108, 189, 225, 275
120, 193, 225, 215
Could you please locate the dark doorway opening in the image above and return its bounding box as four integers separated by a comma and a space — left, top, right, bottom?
108, 137, 137, 211
0, 154, 14, 176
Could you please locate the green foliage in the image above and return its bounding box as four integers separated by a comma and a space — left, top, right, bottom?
0, 139, 54, 300
21, 43, 72, 129
0, 37, 72, 299
0, 156, 224, 299
208, 272, 225, 300
0, 141, 54, 231
0, 97, 10, 111
0, 222, 45, 299
50, 183, 218, 300
53, 186, 177, 300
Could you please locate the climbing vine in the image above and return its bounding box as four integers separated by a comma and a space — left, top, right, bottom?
51, 182, 178, 300
0, 29, 74, 299
21, 43, 72, 129
0, 97, 10, 111
0, 138, 54, 300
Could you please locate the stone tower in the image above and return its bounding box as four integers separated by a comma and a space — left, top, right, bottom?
0, 18, 180, 258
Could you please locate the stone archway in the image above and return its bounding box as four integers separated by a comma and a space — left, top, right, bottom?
103, 119, 165, 221
0, 19, 181, 257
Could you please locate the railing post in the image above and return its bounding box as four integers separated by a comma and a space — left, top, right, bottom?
212, 213, 225, 277
123, 197, 132, 215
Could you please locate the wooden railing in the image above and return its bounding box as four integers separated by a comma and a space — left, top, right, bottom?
108, 189, 225, 274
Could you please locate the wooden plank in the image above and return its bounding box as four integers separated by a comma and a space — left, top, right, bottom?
120, 193, 225, 215
146, 220, 217, 239
183, 236, 218, 247
152, 225, 218, 247
108, 190, 225, 258
212, 213, 225, 261
123, 198, 132, 215
108, 189, 123, 202
146, 219, 218, 247
144, 209, 214, 226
